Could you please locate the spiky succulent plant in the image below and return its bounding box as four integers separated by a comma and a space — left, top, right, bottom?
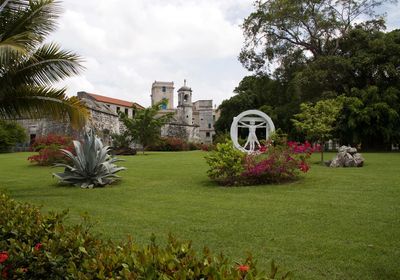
53, 130, 126, 188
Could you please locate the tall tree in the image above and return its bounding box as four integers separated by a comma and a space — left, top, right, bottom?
0, 0, 87, 128
239, 0, 392, 73
119, 101, 173, 154
294, 24, 400, 149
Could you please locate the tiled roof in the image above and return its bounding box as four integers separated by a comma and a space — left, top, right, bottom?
87, 93, 144, 109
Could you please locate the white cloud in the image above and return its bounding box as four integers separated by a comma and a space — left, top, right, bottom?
49, 0, 399, 108
50, 0, 253, 107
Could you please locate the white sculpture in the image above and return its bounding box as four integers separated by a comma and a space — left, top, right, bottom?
230, 110, 275, 153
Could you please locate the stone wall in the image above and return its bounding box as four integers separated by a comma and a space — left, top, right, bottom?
161, 123, 200, 143
15, 96, 120, 147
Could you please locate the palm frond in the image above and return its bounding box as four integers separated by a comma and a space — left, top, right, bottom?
0, 85, 87, 128
0, 1, 30, 13
0, 32, 30, 69
1, 42, 84, 87
0, 0, 61, 49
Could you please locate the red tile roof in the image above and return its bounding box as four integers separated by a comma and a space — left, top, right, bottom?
88, 93, 144, 109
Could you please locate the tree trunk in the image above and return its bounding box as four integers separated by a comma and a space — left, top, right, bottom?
320, 140, 324, 164
320, 149, 324, 164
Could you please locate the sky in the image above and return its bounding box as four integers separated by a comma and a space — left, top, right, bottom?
50, 0, 400, 108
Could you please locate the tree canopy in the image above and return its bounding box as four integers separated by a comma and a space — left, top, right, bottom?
239, 0, 393, 73
119, 101, 173, 154
216, 0, 400, 150
0, 0, 87, 128
292, 98, 343, 161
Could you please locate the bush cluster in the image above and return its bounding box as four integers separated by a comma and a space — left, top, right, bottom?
148, 137, 205, 151
0, 121, 27, 153
205, 139, 316, 186
27, 134, 73, 166
0, 193, 289, 279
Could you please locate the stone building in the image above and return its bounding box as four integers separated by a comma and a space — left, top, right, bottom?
152, 80, 216, 144
14, 80, 216, 147
15, 92, 144, 147
78, 91, 144, 118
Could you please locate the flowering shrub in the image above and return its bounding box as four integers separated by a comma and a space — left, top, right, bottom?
28, 134, 73, 166
148, 137, 203, 151
30, 134, 72, 151
205, 138, 315, 186
241, 142, 312, 185
0, 193, 290, 279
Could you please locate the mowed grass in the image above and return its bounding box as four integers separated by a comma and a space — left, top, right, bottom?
0, 151, 399, 279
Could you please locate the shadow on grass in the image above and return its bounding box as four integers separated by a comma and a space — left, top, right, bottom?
199, 176, 308, 191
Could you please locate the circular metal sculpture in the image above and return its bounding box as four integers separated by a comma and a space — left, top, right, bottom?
230, 110, 275, 153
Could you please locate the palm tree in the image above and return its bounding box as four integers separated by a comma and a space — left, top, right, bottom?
0, 0, 87, 128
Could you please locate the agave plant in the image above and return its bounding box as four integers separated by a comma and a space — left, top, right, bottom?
53, 130, 126, 188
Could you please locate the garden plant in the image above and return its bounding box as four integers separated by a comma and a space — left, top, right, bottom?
205, 136, 318, 186
53, 130, 126, 188
0, 193, 289, 279
28, 134, 74, 166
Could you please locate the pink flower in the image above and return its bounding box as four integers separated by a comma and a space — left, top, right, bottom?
299, 161, 310, 173
1, 264, 11, 279
259, 145, 268, 153
237, 264, 250, 272
34, 243, 42, 251
0, 251, 8, 263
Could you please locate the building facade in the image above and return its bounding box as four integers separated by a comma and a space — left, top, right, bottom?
152, 80, 216, 144
14, 80, 216, 147
15, 92, 144, 147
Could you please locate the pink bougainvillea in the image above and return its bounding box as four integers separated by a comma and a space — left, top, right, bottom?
240, 140, 315, 185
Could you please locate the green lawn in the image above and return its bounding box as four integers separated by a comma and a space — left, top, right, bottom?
0, 151, 399, 279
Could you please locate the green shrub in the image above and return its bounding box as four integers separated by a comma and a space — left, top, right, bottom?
0, 121, 27, 153
0, 193, 290, 279
111, 132, 132, 150
53, 130, 126, 188
204, 141, 245, 185
205, 137, 315, 186
148, 137, 190, 151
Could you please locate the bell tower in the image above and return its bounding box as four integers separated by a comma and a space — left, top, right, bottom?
177, 80, 193, 125
151, 81, 174, 109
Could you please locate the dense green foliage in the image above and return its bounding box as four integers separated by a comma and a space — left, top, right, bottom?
217, 10, 400, 149
205, 139, 313, 186
148, 137, 205, 151
0, 0, 87, 127
205, 141, 245, 185
0, 193, 289, 279
292, 99, 343, 161
119, 101, 173, 154
110, 132, 131, 150
239, 0, 387, 72
53, 130, 126, 188
1, 151, 400, 279
0, 120, 26, 152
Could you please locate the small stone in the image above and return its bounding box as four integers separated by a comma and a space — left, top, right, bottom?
353, 153, 364, 167
348, 147, 357, 154
338, 145, 348, 153
343, 153, 354, 167
329, 145, 364, 168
